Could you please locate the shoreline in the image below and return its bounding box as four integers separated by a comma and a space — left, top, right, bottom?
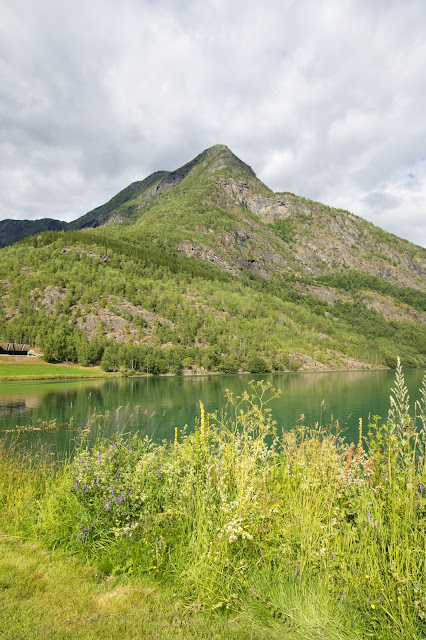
0, 363, 392, 383
0, 356, 122, 382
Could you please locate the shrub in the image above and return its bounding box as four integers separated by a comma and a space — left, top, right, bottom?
246, 355, 270, 373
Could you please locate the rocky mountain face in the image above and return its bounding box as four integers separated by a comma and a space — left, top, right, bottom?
83, 143, 424, 291
2, 143, 425, 290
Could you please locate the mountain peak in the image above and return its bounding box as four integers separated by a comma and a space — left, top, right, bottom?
154, 143, 257, 194
203, 144, 257, 178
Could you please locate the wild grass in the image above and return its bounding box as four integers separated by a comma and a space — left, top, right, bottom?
1, 359, 425, 639
0, 539, 269, 640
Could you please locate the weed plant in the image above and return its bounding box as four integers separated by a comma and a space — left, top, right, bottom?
1, 359, 425, 639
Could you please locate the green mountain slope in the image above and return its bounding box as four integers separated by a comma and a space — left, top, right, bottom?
0, 144, 425, 372
69, 170, 169, 229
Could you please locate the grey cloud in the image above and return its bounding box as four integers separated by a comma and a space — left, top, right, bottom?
362, 191, 401, 211
0, 0, 425, 246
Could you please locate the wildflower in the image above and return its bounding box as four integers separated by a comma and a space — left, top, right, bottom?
358, 417, 363, 456
371, 604, 376, 610
419, 482, 424, 493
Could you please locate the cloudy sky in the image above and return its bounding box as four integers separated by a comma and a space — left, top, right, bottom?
1, 0, 426, 246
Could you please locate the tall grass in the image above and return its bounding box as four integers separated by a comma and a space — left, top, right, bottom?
1, 360, 425, 639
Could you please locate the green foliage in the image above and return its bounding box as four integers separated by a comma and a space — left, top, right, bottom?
317, 269, 426, 313
269, 218, 296, 243
246, 355, 270, 373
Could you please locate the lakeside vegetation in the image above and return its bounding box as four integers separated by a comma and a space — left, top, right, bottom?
1, 361, 425, 639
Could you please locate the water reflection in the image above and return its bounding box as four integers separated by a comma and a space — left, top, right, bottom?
0, 369, 424, 452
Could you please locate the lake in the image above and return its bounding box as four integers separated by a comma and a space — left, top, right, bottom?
0, 369, 425, 451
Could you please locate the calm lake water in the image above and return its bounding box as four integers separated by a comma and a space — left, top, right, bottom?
0, 369, 425, 451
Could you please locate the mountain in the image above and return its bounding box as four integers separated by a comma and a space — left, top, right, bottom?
0, 144, 425, 372
68, 171, 170, 230
0, 218, 69, 249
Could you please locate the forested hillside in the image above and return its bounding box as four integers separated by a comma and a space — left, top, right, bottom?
0, 145, 425, 372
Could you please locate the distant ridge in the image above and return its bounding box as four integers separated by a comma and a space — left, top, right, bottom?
0, 218, 69, 248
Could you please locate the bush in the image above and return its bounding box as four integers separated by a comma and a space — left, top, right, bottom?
246, 355, 270, 373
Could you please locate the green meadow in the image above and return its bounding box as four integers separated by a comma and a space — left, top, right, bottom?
1, 360, 425, 639
0, 361, 119, 381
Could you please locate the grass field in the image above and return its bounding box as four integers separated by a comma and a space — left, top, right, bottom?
0, 359, 119, 381
0, 538, 267, 640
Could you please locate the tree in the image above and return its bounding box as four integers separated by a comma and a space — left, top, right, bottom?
246, 355, 270, 374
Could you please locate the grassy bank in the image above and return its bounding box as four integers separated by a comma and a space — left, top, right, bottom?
0, 538, 266, 640
1, 360, 425, 639
0, 360, 121, 381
